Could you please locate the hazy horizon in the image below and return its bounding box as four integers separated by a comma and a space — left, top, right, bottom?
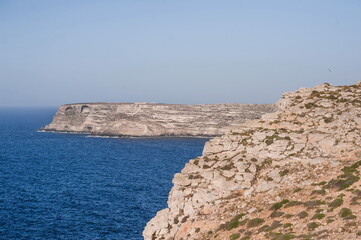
1, 1, 361, 107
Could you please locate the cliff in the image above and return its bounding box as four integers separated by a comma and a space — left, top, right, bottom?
41, 103, 276, 137
143, 82, 361, 240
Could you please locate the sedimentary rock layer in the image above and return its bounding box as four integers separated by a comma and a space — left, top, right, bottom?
144, 82, 361, 240
41, 103, 276, 137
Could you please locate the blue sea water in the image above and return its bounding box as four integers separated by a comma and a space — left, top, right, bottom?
0, 108, 208, 240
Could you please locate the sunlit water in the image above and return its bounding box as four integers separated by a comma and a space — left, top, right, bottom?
0, 108, 208, 240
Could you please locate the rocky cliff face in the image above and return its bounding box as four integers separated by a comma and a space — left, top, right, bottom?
143, 82, 361, 240
41, 103, 275, 137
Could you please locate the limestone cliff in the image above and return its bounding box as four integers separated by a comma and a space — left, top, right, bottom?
143, 82, 361, 240
41, 103, 275, 137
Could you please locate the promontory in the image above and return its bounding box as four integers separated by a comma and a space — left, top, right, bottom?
41, 103, 276, 137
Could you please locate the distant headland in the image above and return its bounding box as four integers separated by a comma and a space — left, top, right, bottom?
41, 103, 276, 137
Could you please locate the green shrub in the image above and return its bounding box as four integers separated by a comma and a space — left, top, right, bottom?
298, 211, 308, 219
268, 221, 283, 231
327, 218, 334, 224
270, 211, 284, 218
279, 169, 289, 177
271, 199, 289, 210
350, 160, 361, 169
240, 237, 250, 240
238, 219, 249, 226
230, 233, 241, 240
304, 200, 326, 209
307, 222, 319, 231
328, 197, 343, 209
283, 223, 292, 228
341, 166, 358, 174
324, 175, 359, 191
267, 232, 295, 240
305, 102, 318, 109
310, 90, 321, 97
284, 201, 303, 208
324, 117, 334, 123
311, 189, 326, 195
324, 160, 361, 191
312, 181, 327, 186
224, 213, 246, 230
312, 213, 325, 220
258, 225, 270, 233
339, 208, 356, 219
247, 218, 265, 228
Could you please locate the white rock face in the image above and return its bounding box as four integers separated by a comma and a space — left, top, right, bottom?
143, 82, 361, 240
41, 103, 276, 137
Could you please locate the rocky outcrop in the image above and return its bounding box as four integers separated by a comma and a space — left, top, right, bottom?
144, 82, 361, 240
41, 103, 275, 137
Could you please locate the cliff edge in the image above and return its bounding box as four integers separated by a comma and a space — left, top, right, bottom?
41, 103, 275, 137
144, 82, 361, 240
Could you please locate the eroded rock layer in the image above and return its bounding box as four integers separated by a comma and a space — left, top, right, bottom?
144, 82, 361, 240
42, 103, 275, 137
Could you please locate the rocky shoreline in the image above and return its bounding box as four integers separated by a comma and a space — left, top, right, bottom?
144, 82, 361, 240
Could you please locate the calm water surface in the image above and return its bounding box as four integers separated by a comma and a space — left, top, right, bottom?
0, 108, 208, 240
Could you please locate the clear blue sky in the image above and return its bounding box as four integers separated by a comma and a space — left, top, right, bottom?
1, 0, 360, 107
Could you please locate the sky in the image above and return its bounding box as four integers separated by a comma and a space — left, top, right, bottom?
0, 0, 361, 107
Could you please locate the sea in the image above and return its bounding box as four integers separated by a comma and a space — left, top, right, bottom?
0, 108, 208, 240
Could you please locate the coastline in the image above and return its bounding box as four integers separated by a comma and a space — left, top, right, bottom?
41, 102, 276, 138
38, 129, 215, 139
